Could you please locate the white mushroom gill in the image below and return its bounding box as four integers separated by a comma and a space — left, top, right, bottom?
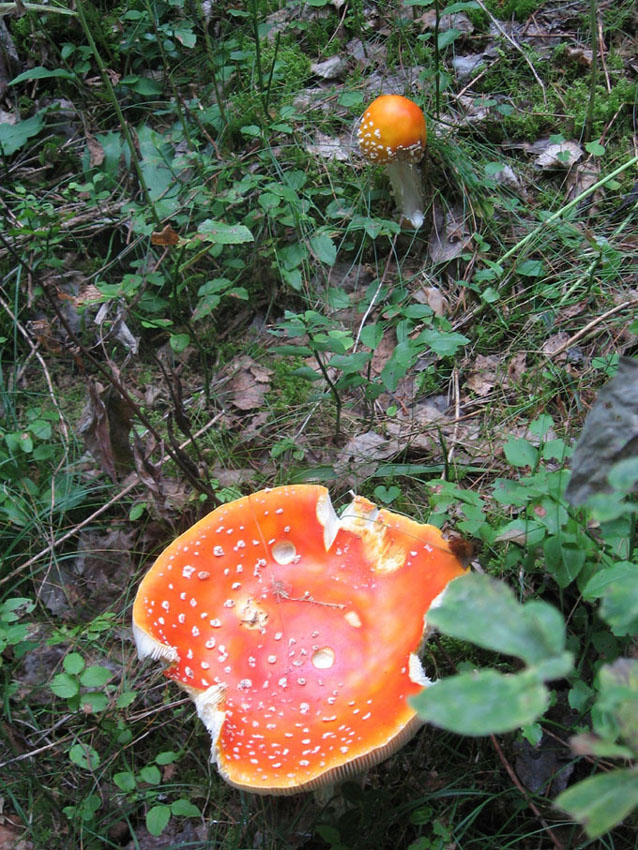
408, 652, 433, 688
133, 621, 179, 663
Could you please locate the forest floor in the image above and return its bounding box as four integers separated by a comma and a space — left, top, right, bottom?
1, 0, 638, 848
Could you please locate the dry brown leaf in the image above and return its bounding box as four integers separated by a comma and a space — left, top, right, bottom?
415, 286, 448, 317
86, 133, 105, 168
0, 822, 33, 850
507, 351, 528, 384
151, 224, 180, 246
429, 200, 471, 264
535, 140, 583, 170
226, 356, 273, 410
465, 354, 500, 397
541, 332, 571, 360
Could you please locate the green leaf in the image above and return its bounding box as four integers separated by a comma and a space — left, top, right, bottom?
79, 665, 113, 688
113, 771, 137, 792
556, 769, 638, 838
517, 259, 544, 277
196, 219, 253, 245
585, 140, 605, 156
171, 798, 201, 817
437, 28, 461, 49
0, 109, 47, 156
81, 692, 109, 712
426, 573, 566, 665
169, 333, 190, 353
412, 669, 549, 735
155, 750, 179, 765
309, 233, 337, 266
146, 805, 171, 837
417, 329, 470, 357
50, 672, 80, 699
10, 66, 75, 85
504, 437, 538, 468
63, 652, 85, 675
359, 324, 383, 349
69, 743, 100, 770
138, 764, 162, 785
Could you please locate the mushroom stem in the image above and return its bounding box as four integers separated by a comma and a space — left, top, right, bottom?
385, 160, 425, 229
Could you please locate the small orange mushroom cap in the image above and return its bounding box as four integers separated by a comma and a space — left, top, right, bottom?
357, 94, 427, 165
132, 485, 466, 794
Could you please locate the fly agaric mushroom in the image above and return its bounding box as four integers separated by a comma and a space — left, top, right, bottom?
132, 485, 466, 794
357, 94, 427, 228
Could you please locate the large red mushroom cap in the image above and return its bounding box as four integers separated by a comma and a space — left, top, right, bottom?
132, 485, 466, 794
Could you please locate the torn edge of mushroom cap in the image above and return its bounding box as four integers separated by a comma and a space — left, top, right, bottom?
192, 683, 226, 765
408, 651, 434, 689
316, 488, 340, 551
133, 621, 179, 664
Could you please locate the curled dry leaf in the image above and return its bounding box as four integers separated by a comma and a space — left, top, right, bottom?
465, 354, 500, 397
535, 140, 583, 170
151, 223, 180, 246
225, 355, 273, 410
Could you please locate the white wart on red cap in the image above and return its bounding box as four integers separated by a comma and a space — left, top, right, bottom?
132, 484, 466, 794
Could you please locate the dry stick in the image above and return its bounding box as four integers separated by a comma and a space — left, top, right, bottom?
474, 0, 547, 106
2, 413, 223, 588
490, 733, 565, 850
546, 297, 638, 359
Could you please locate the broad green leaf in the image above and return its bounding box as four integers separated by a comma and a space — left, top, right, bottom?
79, 665, 113, 688
113, 771, 137, 792
427, 573, 565, 665
169, 333, 190, 353
417, 329, 470, 357
146, 805, 171, 836
155, 750, 179, 765
412, 669, 549, 735
517, 259, 544, 277
10, 66, 75, 85
0, 110, 47, 156
196, 219, 254, 244
504, 437, 538, 468
81, 692, 108, 712
138, 764, 162, 785
63, 652, 85, 675
69, 743, 100, 770
171, 798, 200, 817
359, 324, 383, 349
50, 673, 80, 699
600, 579, 638, 636
556, 769, 638, 838
309, 233, 337, 266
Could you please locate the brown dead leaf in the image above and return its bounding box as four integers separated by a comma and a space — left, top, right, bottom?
226, 355, 273, 410
465, 354, 500, 397
86, 133, 105, 168
507, 351, 528, 384
151, 224, 180, 246
429, 200, 471, 264
415, 286, 448, 317
78, 382, 134, 481
541, 332, 571, 360
0, 822, 33, 850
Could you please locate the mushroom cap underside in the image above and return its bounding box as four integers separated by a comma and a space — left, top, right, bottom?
133, 485, 466, 793
357, 94, 427, 165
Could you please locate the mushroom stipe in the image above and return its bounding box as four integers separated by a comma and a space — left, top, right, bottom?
132, 485, 467, 794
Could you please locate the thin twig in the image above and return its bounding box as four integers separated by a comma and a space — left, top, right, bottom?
546, 297, 638, 359
474, 0, 547, 106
